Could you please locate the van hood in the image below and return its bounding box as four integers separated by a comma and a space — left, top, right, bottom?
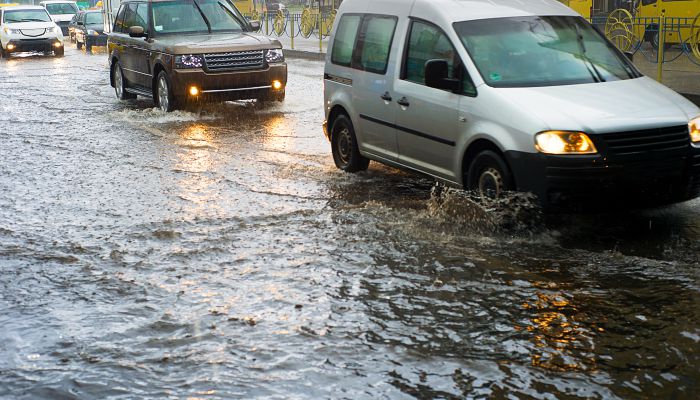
496, 77, 699, 134
155, 32, 282, 54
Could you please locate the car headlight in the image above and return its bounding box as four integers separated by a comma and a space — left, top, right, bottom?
174, 55, 204, 69
3, 27, 20, 35
87, 29, 99, 36
265, 48, 284, 63
47, 26, 57, 33
690, 116, 700, 145
535, 131, 598, 155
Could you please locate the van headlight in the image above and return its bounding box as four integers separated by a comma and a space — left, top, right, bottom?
690, 117, 700, 145
265, 49, 284, 63
47, 26, 58, 33
535, 131, 598, 155
3, 27, 20, 35
174, 55, 204, 69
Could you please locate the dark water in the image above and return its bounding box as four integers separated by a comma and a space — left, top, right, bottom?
1, 48, 699, 399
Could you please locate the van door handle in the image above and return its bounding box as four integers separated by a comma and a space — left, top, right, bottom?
397, 97, 410, 107
380, 92, 392, 102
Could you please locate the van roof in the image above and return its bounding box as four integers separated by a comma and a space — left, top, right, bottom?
341, 0, 578, 22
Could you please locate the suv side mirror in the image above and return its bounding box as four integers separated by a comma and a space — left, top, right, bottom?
129, 25, 145, 38
425, 59, 459, 92
249, 20, 261, 31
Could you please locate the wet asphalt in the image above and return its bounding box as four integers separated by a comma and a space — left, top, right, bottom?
0, 46, 699, 399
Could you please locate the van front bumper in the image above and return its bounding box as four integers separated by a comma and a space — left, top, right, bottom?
506, 149, 700, 209
170, 64, 287, 101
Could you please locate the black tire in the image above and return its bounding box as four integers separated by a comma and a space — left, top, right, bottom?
76, 40, 82, 50
54, 46, 64, 57
466, 150, 514, 201
112, 61, 136, 100
155, 71, 178, 112
331, 114, 369, 172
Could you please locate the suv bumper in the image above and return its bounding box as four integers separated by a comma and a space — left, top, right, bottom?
170, 64, 288, 101
506, 149, 700, 209
5, 38, 63, 53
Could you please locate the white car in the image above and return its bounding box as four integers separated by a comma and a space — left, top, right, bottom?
1, 5, 64, 58
323, 0, 700, 210
40, 0, 77, 36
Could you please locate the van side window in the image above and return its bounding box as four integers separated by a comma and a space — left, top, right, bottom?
403, 20, 476, 96
355, 15, 397, 74
331, 15, 361, 66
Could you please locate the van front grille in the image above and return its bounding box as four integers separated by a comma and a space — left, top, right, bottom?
598, 125, 690, 156
203, 50, 265, 72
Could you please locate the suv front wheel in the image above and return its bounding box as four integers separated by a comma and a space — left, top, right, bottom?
155, 71, 178, 112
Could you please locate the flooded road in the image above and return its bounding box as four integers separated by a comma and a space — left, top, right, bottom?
1, 47, 699, 399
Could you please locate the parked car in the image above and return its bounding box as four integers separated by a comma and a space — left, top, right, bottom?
40, 1, 78, 35
72, 10, 106, 51
323, 0, 700, 209
107, 0, 287, 111
0, 5, 64, 58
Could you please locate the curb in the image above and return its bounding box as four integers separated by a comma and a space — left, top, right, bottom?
284, 49, 326, 61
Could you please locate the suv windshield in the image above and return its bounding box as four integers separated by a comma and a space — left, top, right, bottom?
454, 16, 640, 88
4, 9, 52, 23
85, 12, 101, 25
152, 0, 245, 35
44, 3, 78, 15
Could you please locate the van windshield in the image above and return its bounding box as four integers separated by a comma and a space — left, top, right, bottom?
152, 0, 245, 35
454, 16, 640, 88
44, 3, 78, 15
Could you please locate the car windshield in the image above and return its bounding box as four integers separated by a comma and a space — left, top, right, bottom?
44, 3, 78, 15
454, 16, 640, 88
85, 12, 101, 24
152, 0, 245, 35
3, 9, 52, 23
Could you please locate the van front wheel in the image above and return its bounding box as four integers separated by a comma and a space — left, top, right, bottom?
466, 150, 514, 201
331, 115, 369, 172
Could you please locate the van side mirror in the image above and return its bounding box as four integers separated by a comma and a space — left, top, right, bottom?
425, 59, 459, 92
249, 20, 261, 31
129, 25, 145, 38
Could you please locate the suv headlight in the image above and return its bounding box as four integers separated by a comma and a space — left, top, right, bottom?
174, 55, 204, 69
535, 131, 597, 155
87, 29, 99, 36
3, 27, 20, 35
265, 48, 284, 63
47, 26, 57, 33
690, 117, 700, 145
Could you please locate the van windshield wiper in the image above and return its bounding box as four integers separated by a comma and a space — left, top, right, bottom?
192, 0, 212, 34
574, 23, 605, 83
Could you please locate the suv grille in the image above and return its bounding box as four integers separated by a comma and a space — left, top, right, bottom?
204, 50, 265, 72
599, 125, 690, 156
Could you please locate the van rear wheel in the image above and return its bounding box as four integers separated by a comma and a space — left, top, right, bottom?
331, 115, 369, 172
466, 150, 514, 201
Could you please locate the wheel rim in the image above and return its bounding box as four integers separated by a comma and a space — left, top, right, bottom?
336, 127, 352, 165
158, 76, 169, 112
114, 66, 123, 99
478, 167, 504, 200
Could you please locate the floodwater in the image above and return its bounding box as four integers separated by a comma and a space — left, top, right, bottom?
1, 47, 699, 399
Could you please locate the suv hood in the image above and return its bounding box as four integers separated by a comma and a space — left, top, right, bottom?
496, 77, 699, 133
5, 21, 57, 30
155, 32, 282, 54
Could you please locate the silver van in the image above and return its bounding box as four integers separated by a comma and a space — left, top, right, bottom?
322, 0, 700, 208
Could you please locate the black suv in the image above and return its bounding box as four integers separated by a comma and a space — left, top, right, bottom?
108, 0, 287, 111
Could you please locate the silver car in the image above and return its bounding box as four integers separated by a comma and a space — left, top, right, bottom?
322, 0, 700, 208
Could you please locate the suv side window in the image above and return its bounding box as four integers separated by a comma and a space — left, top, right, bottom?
123, 2, 147, 31
402, 20, 476, 96
331, 14, 361, 67
113, 4, 128, 33
355, 15, 397, 75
